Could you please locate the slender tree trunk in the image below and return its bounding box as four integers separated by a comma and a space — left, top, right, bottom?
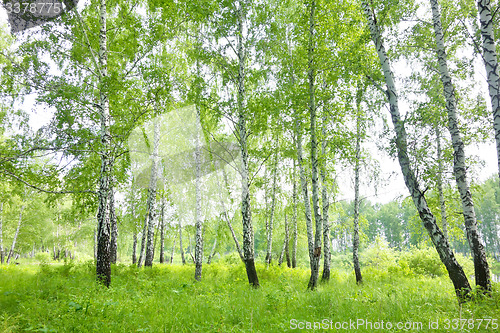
362, 0, 472, 300
178, 219, 186, 265
109, 185, 118, 264
436, 129, 448, 240
7, 205, 24, 264
207, 235, 217, 264
0, 202, 4, 264
159, 196, 165, 264
430, 0, 491, 292
307, 0, 323, 291
137, 212, 148, 267
320, 115, 331, 282
219, 167, 244, 261
353, 97, 363, 284
237, 1, 259, 288
194, 107, 204, 281
132, 231, 137, 265
145, 120, 160, 267
295, 111, 314, 268
292, 161, 298, 268
93, 228, 97, 261
189, 236, 195, 264
266, 150, 278, 266
170, 239, 176, 264
278, 213, 291, 267
95, 0, 112, 287
477, 0, 500, 185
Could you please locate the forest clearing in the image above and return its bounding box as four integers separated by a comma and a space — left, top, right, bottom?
2, 0, 500, 331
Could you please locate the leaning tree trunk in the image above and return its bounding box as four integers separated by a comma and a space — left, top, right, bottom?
353, 98, 363, 284
237, 0, 259, 288
0, 202, 4, 264
194, 107, 204, 281
7, 205, 24, 264
320, 115, 331, 282
477, 0, 500, 186
144, 120, 160, 267
266, 149, 278, 266
362, 0, 472, 300
430, 0, 491, 292
109, 184, 118, 264
292, 161, 298, 268
307, 0, 323, 291
436, 129, 448, 240
96, 0, 112, 286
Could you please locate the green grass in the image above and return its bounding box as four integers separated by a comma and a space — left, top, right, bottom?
0, 262, 499, 332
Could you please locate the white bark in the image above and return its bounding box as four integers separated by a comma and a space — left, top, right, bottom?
307, 0, 322, 291
430, 0, 490, 292
477, 0, 500, 184
320, 115, 330, 281
265, 150, 278, 266
362, 0, 471, 299
7, 205, 24, 264
194, 108, 204, 281
353, 97, 363, 284
237, 0, 259, 287
145, 120, 160, 267
96, 0, 111, 287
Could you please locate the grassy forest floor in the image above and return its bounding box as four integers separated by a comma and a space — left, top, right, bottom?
0, 261, 499, 332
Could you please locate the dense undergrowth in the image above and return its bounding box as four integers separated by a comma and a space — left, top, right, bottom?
0, 260, 499, 332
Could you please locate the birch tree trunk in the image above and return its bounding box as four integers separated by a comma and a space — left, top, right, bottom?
295, 109, 314, 268
178, 219, 186, 265
436, 129, 448, 240
307, 0, 323, 291
144, 120, 160, 267
137, 213, 148, 267
292, 161, 298, 268
109, 185, 118, 264
7, 205, 24, 264
430, 0, 491, 292
159, 196, 165, 264
237, 0, 259, 287
353, 100, 363, 284
278, 213, 291, 267
477, 0, 500, 185
361, 0, 472, 300
96, 0, 111, 286
132, 231, 137, 265
207, 235, 217, 264
0, 202, 4, 264
194, 107, 204, 281
265, 150, 278, 266
170, 239, 175, 264
320, 115, 331, 281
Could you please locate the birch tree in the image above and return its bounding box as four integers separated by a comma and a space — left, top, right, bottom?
361, 0, 472, 299
429, 0, 491, 292
476, 0, 500, 185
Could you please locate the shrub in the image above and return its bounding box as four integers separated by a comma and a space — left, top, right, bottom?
400, 247, 446, 277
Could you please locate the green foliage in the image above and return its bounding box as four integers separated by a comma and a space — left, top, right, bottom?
0, 263, 499, 332
400, 247, 447, 277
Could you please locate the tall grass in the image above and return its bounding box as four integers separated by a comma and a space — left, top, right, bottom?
0, 262, 499, 332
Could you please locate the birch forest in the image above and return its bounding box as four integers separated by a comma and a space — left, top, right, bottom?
1, 0, 500, 331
